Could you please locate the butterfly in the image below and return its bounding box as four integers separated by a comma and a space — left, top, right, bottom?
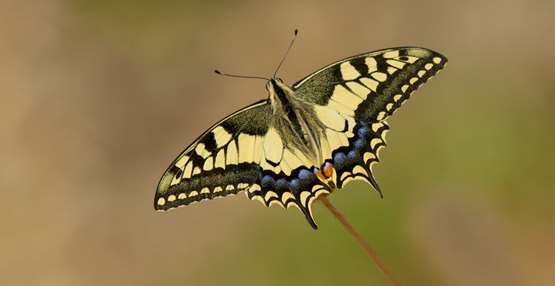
154, 45, 447, 229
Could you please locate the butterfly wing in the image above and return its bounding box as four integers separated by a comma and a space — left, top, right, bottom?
155, 100, 272, 210
155, 99, 325, 228
293, 47, 447, 193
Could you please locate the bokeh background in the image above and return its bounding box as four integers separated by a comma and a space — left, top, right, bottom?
2, 0, 554, 285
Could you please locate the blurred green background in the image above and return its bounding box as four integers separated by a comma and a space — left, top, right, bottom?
2, 0, 554, 285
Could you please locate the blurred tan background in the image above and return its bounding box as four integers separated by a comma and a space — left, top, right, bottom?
2, 0, 554, 285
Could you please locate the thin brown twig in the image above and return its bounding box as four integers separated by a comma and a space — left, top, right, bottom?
320, 195, 401, 286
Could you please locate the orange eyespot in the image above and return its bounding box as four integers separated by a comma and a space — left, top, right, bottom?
322, 162, 334, 178
315, 162, 335, 183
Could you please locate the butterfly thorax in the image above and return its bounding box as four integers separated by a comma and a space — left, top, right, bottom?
267, 79, 325, 168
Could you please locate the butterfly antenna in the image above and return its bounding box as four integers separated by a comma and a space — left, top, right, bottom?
273, 29, 298, 78
214, 70, 269, 81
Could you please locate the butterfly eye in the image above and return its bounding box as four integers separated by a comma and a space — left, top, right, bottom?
276, 77, 283, 82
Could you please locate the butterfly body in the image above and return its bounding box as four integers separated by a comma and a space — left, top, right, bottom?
155, 47, 447, 229
267, 78, 325, 168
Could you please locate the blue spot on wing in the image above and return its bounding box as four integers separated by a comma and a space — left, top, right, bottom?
357, 126, 370, 138
261, 175, 274, 188
290, 178, 301, 191
333, 152, 347, 169
347, 150, 358, 160
299, 169, 314, 181
354, 138, 365, 149
276, 178, 288, 190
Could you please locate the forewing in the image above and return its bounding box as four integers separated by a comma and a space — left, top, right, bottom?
154, 100, 272, 210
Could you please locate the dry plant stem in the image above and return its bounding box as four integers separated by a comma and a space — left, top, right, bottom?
320, 196, 401, 286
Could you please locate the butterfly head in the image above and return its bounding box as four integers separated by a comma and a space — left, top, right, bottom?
265, 77, 283, 90
266, 78, 295, 109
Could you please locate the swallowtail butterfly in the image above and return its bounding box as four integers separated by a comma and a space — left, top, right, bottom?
154, 45, 447, 229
